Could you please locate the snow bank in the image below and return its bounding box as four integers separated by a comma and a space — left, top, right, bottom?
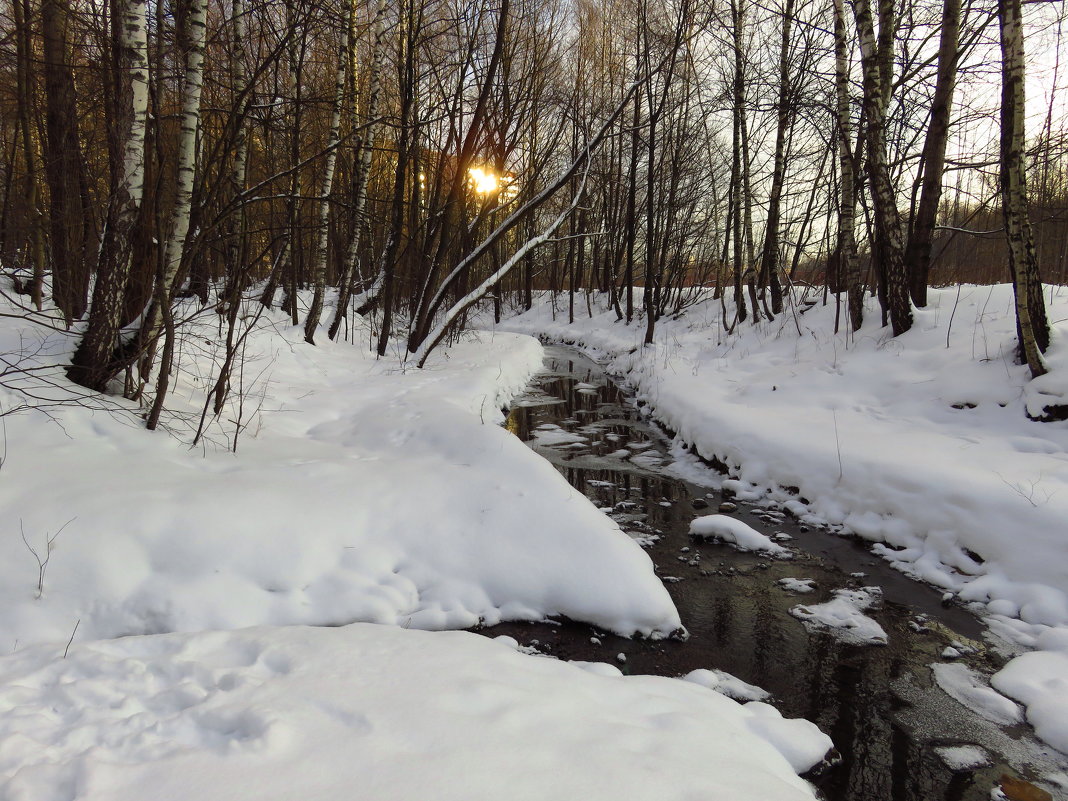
992, 629, 1068, 753
690, 514, 791, 556
0, 290, 681, 648
496, 286, 1068, 750
0, 623, 823, 800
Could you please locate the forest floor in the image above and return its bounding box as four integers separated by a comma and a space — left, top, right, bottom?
0, 282, 827, 800
496, 284, 1068, 765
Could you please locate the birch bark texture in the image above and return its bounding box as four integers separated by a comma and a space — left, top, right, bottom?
833, 0, 862, 332
143, 0, 209, 428
304, 9, 352, 344
998, 0, 1050, 378
68, 0, 150, 391
852, 0, 912, 336
329, 0, 389, 341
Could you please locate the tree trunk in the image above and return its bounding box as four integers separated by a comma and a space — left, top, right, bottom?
42, 0, 92, 323
142, 0, 208, 423
330, 0, 389, 340
999, 0, 1049, 378
304, 14, 350, 344
759, 0, 794, 318
68, 0, 149, 391
853, 0, 911, 335
12, 0, 46, 311
904, 0, 960, 307
834, 0, 862, 332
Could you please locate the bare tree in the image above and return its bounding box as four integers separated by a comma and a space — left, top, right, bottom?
998, 0, 1050, 378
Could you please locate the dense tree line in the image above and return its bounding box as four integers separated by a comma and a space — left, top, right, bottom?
0, 0, 1065, 419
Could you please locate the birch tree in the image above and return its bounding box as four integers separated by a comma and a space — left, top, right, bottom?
999, 0, 1050, 378
329, 0, 389, 341
68, 0, 150, 392
833, 0, 862, 332
304, 8, 352, 344
143, 0, 209, 428
853, 0, 912, 335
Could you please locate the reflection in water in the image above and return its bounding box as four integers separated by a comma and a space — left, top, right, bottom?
482, 347, 1066, 801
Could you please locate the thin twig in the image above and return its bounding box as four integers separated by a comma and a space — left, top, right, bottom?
63, 619, 80, 658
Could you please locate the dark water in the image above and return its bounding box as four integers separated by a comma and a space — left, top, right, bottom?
481, 346, 1067, 801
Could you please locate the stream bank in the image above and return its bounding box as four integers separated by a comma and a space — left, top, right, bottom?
479, 346, 1067, 801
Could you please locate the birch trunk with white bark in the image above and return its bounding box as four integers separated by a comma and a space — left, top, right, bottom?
143, 0, 208, 427
853, 0, 911, 336
68, 0, 149, 391
304, 14, 351, 344
833, 0, 862, 332
330, 0, 389, 341
999, 0, 1049, 378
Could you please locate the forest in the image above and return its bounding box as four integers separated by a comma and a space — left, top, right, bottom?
2, 0, 1066, 409
3, 0, 1068, 799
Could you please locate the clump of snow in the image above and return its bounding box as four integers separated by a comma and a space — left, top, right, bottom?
790, 588, 888, 646
0, 623, 824, 800
934, 744, 992, 771
932, 662, 1025, 726
532, 423, 589, 446
683, 667, 771, 702
690, 514, 791, 556
777, 578, 817, 594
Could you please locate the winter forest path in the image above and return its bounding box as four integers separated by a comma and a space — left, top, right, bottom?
479, 346, 1067, 801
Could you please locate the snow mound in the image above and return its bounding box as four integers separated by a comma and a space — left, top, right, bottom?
741, 702, 835, 774
690, 514, 790, 556
933, 662, 1025, 726
992, 647, 1068, 754
790, 588, 888, 645
0, 297, 681, 648
0, 624, 823, 800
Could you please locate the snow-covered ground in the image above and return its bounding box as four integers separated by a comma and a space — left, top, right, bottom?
0, 624, 827, 801
496, 285, 1068, 754
0, 292, 681, 645
0, 286, 829, 798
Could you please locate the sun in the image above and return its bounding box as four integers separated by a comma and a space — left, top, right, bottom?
468, 167, 499, 194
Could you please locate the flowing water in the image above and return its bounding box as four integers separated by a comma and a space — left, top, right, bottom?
481, 346, 1067, 801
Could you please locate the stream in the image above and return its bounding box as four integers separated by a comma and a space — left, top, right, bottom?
480, 346, 1067, 801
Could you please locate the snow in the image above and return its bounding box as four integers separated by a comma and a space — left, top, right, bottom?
0, 287, 833, 798
789, 588, 889, 646
934, 744, 992, 771
777, 578, 817, 594
495, 285, 1068, 751
992, 645, 1068, 753
0, 293, 682, 646
683, 667, 771, 701
932, 662, 1026, 726
689, 514, 791, 556
0, 623, 823, 800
